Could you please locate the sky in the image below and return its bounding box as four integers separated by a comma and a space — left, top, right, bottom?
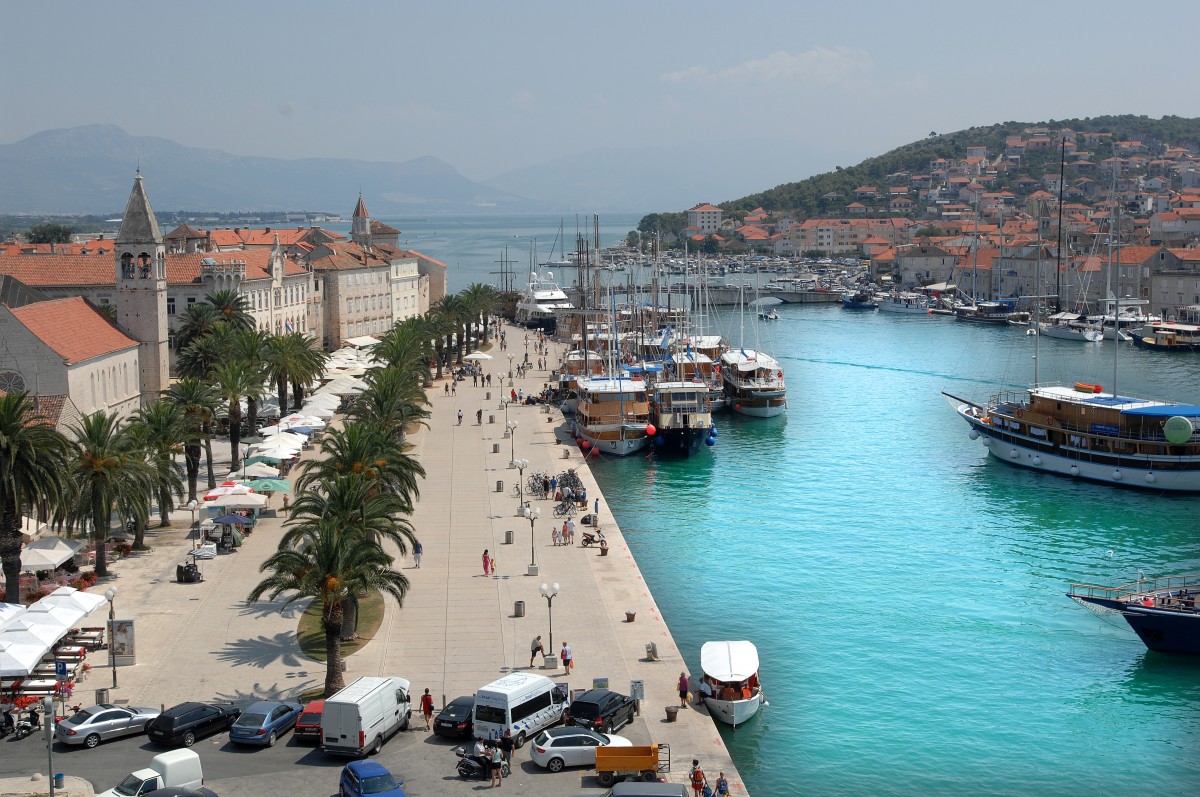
4, 0, 1199, 200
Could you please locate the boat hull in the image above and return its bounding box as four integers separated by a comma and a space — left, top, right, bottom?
951, 402, 1200, 492
655, 427, 710, 457
1132, 336, 1200, 352
577, 430, 649, 457
878, 301, 929, 314
1074, 596, 1200, 654
703, 693, 764, 727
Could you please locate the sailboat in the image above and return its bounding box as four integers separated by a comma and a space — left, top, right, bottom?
721, 287, 786, 418
540, 218, 573, 270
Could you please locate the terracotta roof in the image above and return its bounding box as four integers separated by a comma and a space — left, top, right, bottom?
400, 249, 447, 269
6, 297, 137, 365
308, 242, 396, 272
164, 224, 205, 240
0, 250, 307, 287
370, 220, 401, 236
353, 196, 370, 218
688, 204, 722, 212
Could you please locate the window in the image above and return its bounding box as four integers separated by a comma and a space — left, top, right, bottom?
187, 296, 197, 305
475, 704, 506, 724
511, 691, 552, 723
346, 299, 353, 314
167, 297, 176, 315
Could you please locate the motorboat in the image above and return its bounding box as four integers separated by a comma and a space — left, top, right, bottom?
514, 271, 574, 332
699, 641, 766, 728
944, 383, 1200, 492
1038, 312, 1103, 342
719, 349, 786, 418
573, 376, 651, 457
1131, 322, 1200, 352
757, 307, 780, 321
877, 291, 930, 314
1068, 573, 1200, 653
841, 290, 878, 310
954, 299, 1017, 324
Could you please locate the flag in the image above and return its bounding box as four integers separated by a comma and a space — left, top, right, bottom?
285, 319, 294, 333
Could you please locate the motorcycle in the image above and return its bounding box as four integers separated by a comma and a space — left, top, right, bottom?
13, 707, 41, 740
453, 745, 510, 779
1, 709, 15, 738
581, 529, 606, 548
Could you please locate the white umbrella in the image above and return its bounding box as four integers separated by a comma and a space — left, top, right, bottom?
300, 405, 335, 420
0, 603, 25, 627
210, 492, 269, 509
40, 586, 108, 615
25, 602, 87, 629
0, 637, 48, 677
203, 484, 254, 501
239, 463, 280, 478
305, 393, 342, 408
464, 351, 493, 361
1, 619, 66, 646
19, 536, 84, 571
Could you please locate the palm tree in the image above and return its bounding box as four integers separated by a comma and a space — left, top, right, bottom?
61, 412, 154, 578
203, 289, 254, 332
425, 304, 457, 380
165, 378, 222, 498
296, 423, 424, 506
375, 318, 435, 385
351, 367, 430, 444
211, 360, 266, 472
0, 393, 71, 604
461, 282, 498, 346
436, 294, 471, 365
175, 325, 233, 380
247, 515, 409, 696
265, 333, 328, 414
229, 330, 273, 434
127, 401, 186, 535
174, 302, 220, 352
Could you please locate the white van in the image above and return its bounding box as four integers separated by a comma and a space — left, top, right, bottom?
474, 672, 568, 746
321, 676, 412, 757
97, 749, 203, 797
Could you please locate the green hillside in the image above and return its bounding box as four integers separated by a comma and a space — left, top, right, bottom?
637, 114, 1200, 237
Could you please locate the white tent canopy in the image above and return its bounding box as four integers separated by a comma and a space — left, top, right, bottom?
22, 603, 84, 631
0, 637, 47, 678
0, 620, 63, 647
20, 536, 84, 572
344, 335, 381, 348
210, 492, 269, 509
700, 640, 761, 683
40, 586, 107, 615
227, 463, 280, 479
0, 603, 24, 627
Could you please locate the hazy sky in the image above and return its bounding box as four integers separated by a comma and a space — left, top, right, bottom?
4, 0, 1198, 195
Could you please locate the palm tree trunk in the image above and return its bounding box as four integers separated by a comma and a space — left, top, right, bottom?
134, 511, 148, 550
229, 408, 243, 472
93, 502, 109, 578
481, 313, 490, 344
290, 378, 306, 410
434, 342, 445, 379
1, 506, 24, 604
158, 485, 171, 528
340, 593, 359, 641
203, 425, 216, 489
277, 375, 289, 416
185, 444, 200, 503
247, 396, 259, 437
324, 601, 346, 697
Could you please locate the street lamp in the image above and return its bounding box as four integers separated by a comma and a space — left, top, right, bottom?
104, 587, 118, 688
512, 458, 529, 511
187, 500, 198, 550
539, 582, 560, 660
506, 421, 518, 463
523, 506, 540, 576
507, 353, 515, 386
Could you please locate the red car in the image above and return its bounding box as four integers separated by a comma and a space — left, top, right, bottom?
294, 700, 324, 742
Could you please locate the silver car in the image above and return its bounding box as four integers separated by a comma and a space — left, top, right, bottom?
55, 704, 162, 748
529, 727, 632, 772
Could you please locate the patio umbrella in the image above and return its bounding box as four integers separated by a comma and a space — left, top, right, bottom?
203, 484, 253, 501
40, 587, 108, 614
211, 513, 255, 526
2, 619, 69, 646
287, 427, 314, 436
300, 405, 334, 420
0, 637, 48, 677
249, 479, 291, 493
244, 453, 284, 465
24, 602, 86, 630
464, 351, 493, 361
19, 536, 84, 571
210, 492, 268, 509
0, 603, 25, 628
240, 463, 280, 478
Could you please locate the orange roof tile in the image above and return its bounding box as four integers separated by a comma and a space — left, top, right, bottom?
6, 297, 137, 365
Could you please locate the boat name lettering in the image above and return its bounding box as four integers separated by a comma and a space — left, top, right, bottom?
1090, 423, 1120, 436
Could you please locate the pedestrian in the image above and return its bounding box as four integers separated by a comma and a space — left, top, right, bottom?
552, 524, 562, 546
444, 383, 449, 396
487, 373, 492, 386
476, 408, 483, 425
457, 409, 463, 425
566, 517, 575, 544
561, 641, 573, 675
451, 380, 456, 396
420, 688, 435, 730
517, 388, 523, 403
561, 521, 568, 545
510, 388, 517, 402
715, 771, 730, 796
482, 549, 491, 576
678, 672, 690, 707
689, 760, 708, 797
490, 552, 497, 575
594, 497, 600, 516
550, 476, 558, 496
542, 475, 550, 499
490, 742, 504, 787
414, 540, 423, 568
473, 372, 479, 387
499, 728, 514, 766
530, 635, 544, 667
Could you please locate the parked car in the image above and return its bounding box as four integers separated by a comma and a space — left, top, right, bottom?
146, 702, 240, 748
56, 704, 162, 748
294, 700, 324, 743
432, 696, 473, 739
228, 700, 303, 747
562, 689, 638, 734
530, 727, 632, 772
338, 760, 406, 797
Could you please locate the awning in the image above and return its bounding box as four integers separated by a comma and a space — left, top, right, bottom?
209, 492, 269, 509
0, 637, 48, 677
39, 586, 108, 615
700, 640, 760, 682
344, 335, 381, 348
20, 536, 84, 571
211, 513, 255, 526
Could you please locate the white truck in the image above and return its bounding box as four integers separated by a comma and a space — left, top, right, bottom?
97, 749, 204, 797
321, 675, 412, 757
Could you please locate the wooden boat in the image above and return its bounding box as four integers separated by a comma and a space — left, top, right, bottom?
573, 376, 651, 457
1068, 573, 1200, 653
647, 379, 714, 457
699, 641, 766, 727
720, 349, 785, 418
1131, 322, 1200, 352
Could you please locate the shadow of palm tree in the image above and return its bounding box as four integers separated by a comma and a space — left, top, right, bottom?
211, 683, 307, 705
239, 598, 311, 620
217, 630, 311, 669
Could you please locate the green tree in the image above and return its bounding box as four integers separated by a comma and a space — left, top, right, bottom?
211, 361, 266, 472
460, 282, 498, 346
296, 422, 424, 504
127, 400, 186, 535
229, 330, 272, 435
265, 333, 328, 415
165, 378, 222, 500
174, 303, 221, 353
27, 223, 74, 244
202, 289, 254, 332
0, 393, 72, 604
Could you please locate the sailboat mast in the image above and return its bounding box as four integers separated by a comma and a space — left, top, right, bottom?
1055, 136, 1067, 313
1110, 170, 1121, 397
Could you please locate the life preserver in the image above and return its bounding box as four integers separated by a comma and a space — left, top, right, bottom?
777, 370, 783, 379
1015, 409, 1024, 419
1045, 415, 1055, 427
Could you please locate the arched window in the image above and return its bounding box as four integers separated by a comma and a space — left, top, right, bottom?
138, 252, 152, 278
120, 252, 135, 279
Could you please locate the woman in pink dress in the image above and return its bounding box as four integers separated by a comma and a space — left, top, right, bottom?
482, 549, 491, 576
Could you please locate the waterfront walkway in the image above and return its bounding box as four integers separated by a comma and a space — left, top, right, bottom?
9, 323, 746, 796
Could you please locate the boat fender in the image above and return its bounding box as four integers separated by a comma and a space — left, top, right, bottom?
1112, 469, 1122, 481
777, 370, 783, 379
1146, 472, 1156, 484
1069, 465, 1079, 476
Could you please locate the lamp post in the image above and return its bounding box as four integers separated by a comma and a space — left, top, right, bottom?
187, 500, 198, 550
506, 421, 518, 463
523, 506, 540, 576
539, 582, 560, 660
507, 353, 514, 386
512, 458, 529, 512
104, 587, 118, 688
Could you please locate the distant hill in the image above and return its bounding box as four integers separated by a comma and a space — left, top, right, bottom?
638, 114, 1200, 234
0, 125, 536, 215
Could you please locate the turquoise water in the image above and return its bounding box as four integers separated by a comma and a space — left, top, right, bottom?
590, 305, 1200, 796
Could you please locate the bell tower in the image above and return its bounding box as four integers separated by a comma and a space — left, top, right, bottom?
350, 194, 372, 247
115, 173, 170, 403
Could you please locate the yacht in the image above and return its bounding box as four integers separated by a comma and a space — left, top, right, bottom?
514, 271, 574, 332
877, 291, 930, 314
700, 641, 766, 728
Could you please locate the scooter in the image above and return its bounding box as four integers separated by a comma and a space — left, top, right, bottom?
13, 708, 41, 740
452, 745, 510, 779
581, 529, 606, 548
0, 709, 15, 738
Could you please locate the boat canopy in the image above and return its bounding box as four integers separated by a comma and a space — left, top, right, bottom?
701, 641, 760, 682
1121, 404, 1200, 418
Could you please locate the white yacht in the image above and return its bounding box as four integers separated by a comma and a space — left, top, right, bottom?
700, 641, 766, 728
877, 291, 931, 314
515, 271, 574, 332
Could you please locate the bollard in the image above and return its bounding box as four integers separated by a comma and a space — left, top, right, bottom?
504, 529, 514, 545
486, 392, 491, 400
492, 443, 500, 454
513, 600, 525, 617
489, 415, 495, 424
495, 480, 503, 492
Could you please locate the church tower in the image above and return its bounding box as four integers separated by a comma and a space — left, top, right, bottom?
350, 195, 372, 247
114, 174, 170, 403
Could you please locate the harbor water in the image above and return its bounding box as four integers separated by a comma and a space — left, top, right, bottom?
588, 305, 1200, 796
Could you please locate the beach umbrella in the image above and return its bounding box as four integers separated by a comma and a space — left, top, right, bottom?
464, 351, 493, 361
211, 513, 255, 526
210, 492, 269, 509
40, 586, 108, 615
24, 602, 86, 629
203, 484, 253, 501
240, 462, 280, 478
244, 453, 284, 465
249, 478, 291, 493
0, 637, 48, 677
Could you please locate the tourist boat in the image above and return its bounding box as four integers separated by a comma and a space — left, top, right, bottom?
877, 291, 929, 314
954, 299, 1017, 324
699, 641, 766, 728
841, 290, 878, 310
943, 383, 1200, 492
647, 379, 714, 457
573, 375, 651, 457
1038, 312, 1104, 342
720, 348, 786, 417
514, 271, 574, 332
1068, 573, 1200, 653
1088, 300, 1159, 341
1131, 322, 1200, 352
670, 349, 726, 413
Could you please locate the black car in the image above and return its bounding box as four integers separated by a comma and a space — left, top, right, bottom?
146, 702, 240, 748
433, 696, 474, 738
562, 689, 637, 734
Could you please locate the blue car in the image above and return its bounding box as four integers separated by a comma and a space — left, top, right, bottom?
228, 700, 303, 747
339, 760, 407, 797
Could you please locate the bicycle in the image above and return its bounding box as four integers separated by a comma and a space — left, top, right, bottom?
553, 501, 578, 518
